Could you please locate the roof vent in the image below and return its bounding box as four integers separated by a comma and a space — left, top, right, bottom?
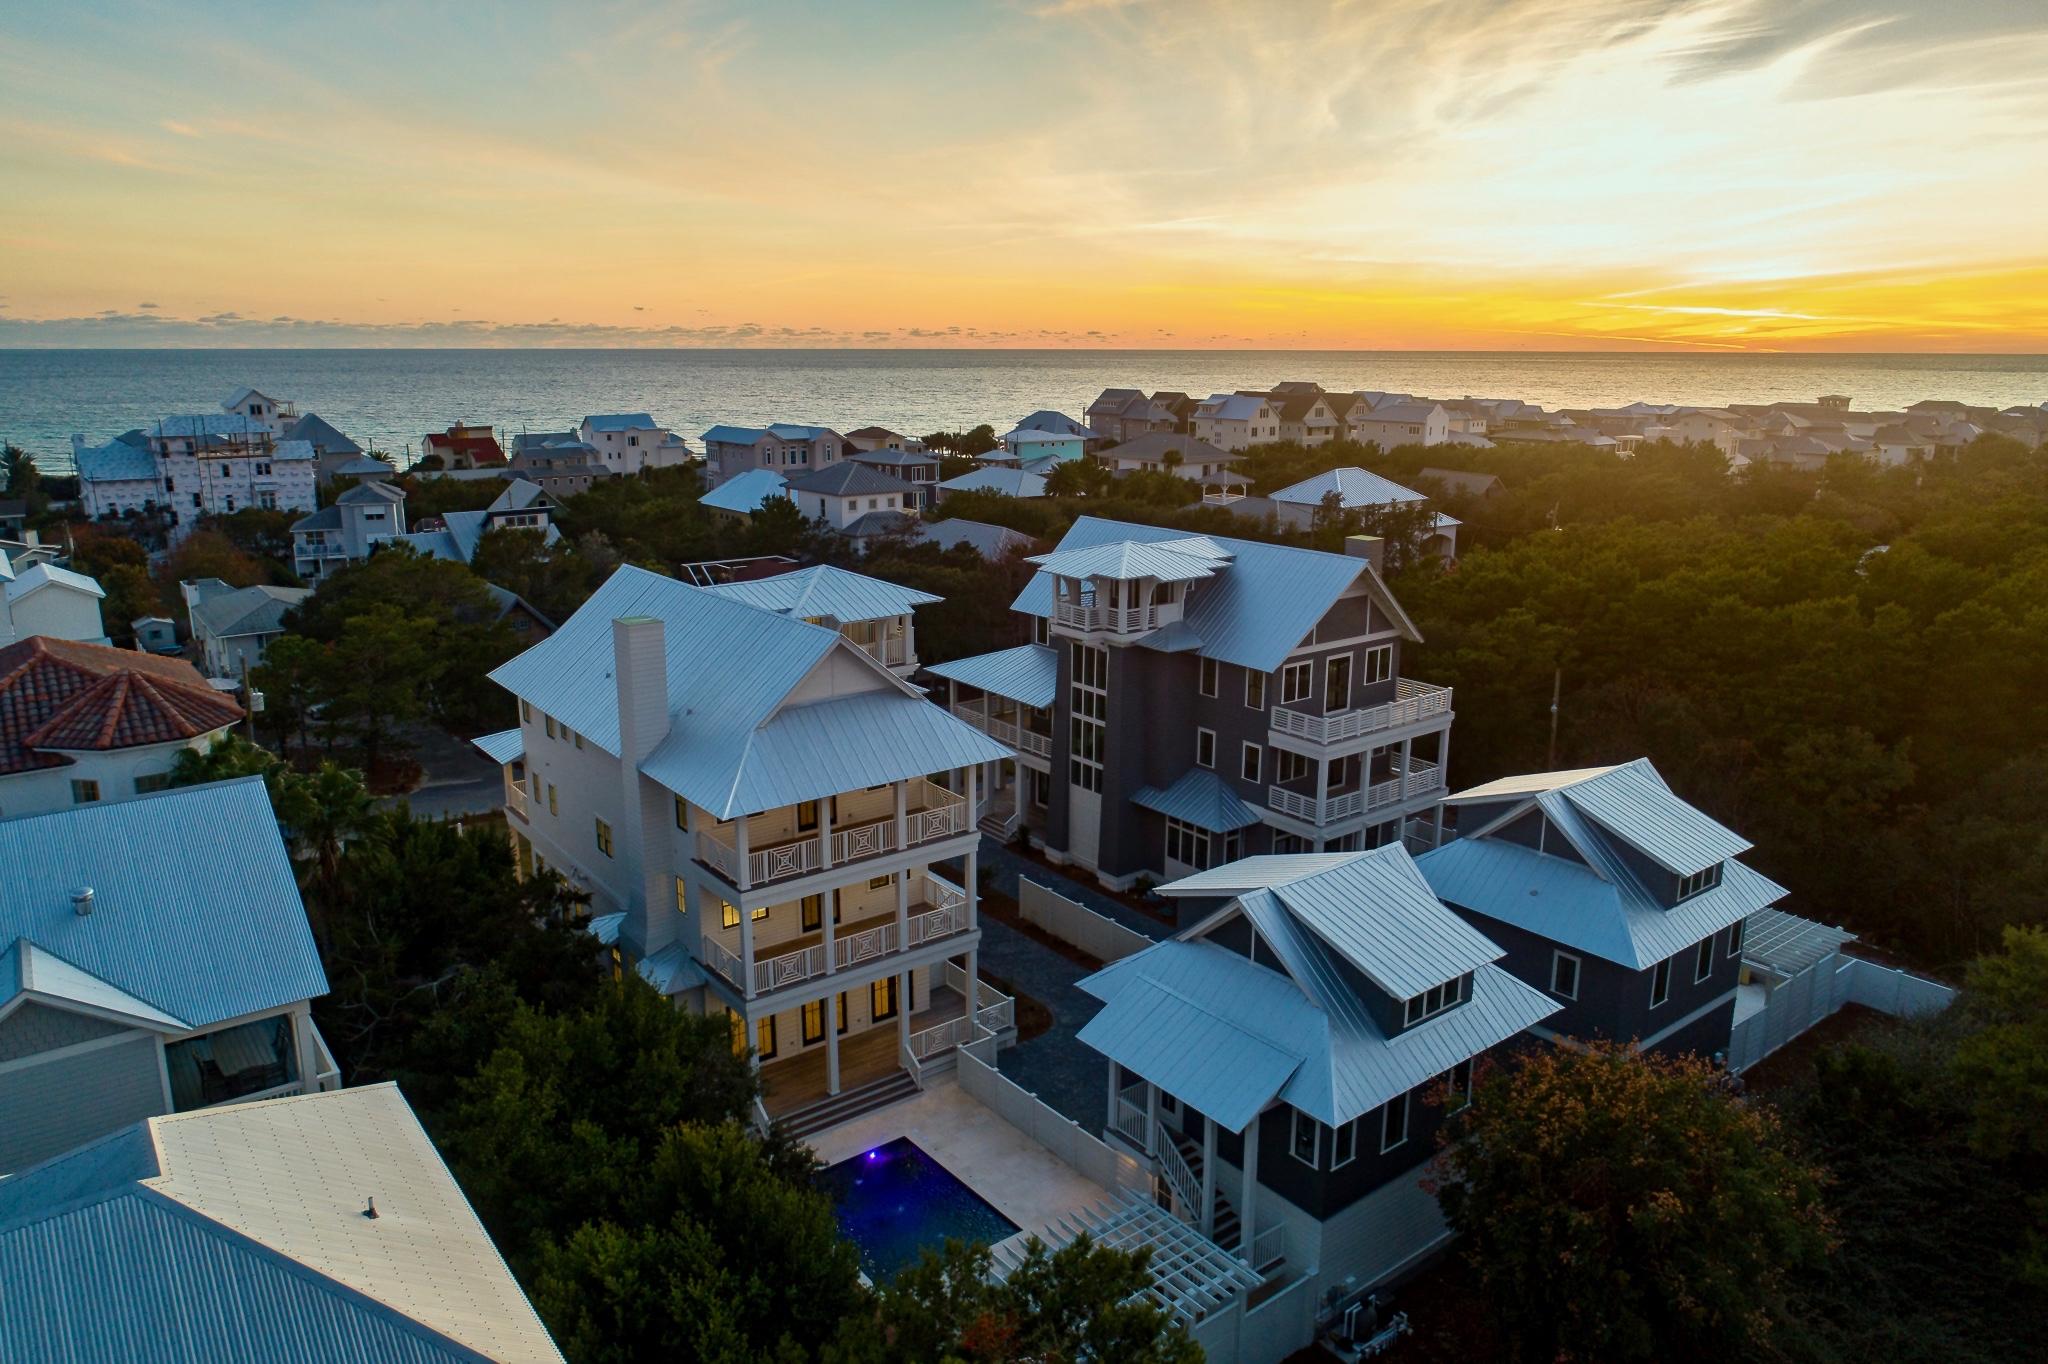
363, 1196, 379, 1220
72, 886, 94, 916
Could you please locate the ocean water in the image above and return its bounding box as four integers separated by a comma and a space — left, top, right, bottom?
3, 348, 2043, 473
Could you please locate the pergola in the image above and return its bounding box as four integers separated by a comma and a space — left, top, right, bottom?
991, 1190, 1264, 1327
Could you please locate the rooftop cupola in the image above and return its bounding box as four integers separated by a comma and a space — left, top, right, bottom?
1030, 536, 1231, 639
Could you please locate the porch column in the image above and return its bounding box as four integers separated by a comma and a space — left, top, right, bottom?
819, 792, 835, 872
964, 947, 979, 1030
895, 780, 909, 854
1200, 1114, 1218, 1236
1240, 1109, 1260, 1260
1314, 754, 1329, 825
1147, 1080, 1161, 1157
1433, 801, 1445, 848
823, 888, 837, 976
1106, 1065, 1121, 1137
735, 814, 752, 893
826, 1009, 841, 1096
965, 766, 980, 933
1400, 735, 1414, 792
897, 970, 913, 1052
1438, 727, 1451, 788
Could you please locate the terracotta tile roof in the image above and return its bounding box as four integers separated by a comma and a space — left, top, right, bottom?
0, 638, 242, 775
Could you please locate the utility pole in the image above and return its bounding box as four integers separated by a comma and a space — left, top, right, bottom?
1547, 668, 1562, 769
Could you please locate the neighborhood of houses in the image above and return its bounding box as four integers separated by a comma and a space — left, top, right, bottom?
0, 375, 2008, 1361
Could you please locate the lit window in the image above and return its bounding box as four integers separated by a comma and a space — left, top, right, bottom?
721, 899, 740, 929
595, 819, 613, 857
547, 784, 557, 816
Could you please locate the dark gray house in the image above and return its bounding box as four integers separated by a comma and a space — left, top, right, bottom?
1084, 848, 1556, 1300
1416, 760, 1787, 1060
928, 517, 1453, 892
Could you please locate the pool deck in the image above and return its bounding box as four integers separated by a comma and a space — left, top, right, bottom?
808, 1082, 1113, 1249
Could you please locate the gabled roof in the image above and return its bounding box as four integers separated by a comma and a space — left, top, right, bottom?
4, 562, 105, 605
910, 518, 1036, 562
1029, 535, 1231, 584
334, 481, 406, 506
1193, 393, 1268, 423
0, 636, 242, 774
839, 509, 916, 539
1103, 432, 1238, 467
581, 412, 657, 431
700, 422, 835, 445
1355, 401, 1444, 425
938, 466, 1048, 498
1079, 849, 1555, 1129
784, 462, 915, 498
0, 939, 188, 1030
0, 778, 326, 1029
1269, 467, 1428, 509
470, 728, 523, 766
1132, 768, 1263, 833
1003, 426, 1084, 446
702, 564, 938, 624
284, 412, 363, 456
1012, 517, 1418, 672
1416, 468, 1503, 497
1445, 760, 1749, 874
700, 468, 790, 514
1013, 410, 1097, 439
75, 438, 159, 484
924, 643, 1058, 708
330, 455, 396, 477
487, 566, 1006, 819
292, 505, 343, 533
488, 478, 553, 513
152, 413, 262, 440
0, 1084, 562, 1363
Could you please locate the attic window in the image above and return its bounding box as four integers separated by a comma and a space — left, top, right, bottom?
1403, 975, 1463, 1026
1677, 863, 1723, 901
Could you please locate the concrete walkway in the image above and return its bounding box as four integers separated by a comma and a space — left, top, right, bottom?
978, 912, 1114, 1137
977, 839, 1169, 943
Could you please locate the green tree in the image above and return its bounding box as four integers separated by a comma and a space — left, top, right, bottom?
97, 563, 161, 642
162, 528, 268, 592
1436, 1043, 1831, 1363
1955, 925, 2048, 1281
828, 1235, 1201, 1364
1046, 459, 1113, 499
251, 633, 325, 751
319, 602, 435, 770
472, 526, 602, 623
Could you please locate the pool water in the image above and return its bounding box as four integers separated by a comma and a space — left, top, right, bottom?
820, 1137, 1020, 1282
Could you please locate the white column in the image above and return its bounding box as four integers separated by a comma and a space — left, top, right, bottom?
819, 794, 834, 872
734, 814, 752, 893
826, 1009, 841, 1096
965, 767, 980, 934
1240, 1109, 1260, 1259
1438, 726, 1451, 789
1106, 1065, 1121, 1137
738, 895, 756, 1001
897, 970, 913, 1050
1400, 734, 1414, 791
964, 947, 979, 1027
1200, 1115, 1218, 1236
1147, 1080, 1161, 1157
1314, 754, 1329, 825
895, 780, 909, 855
823, 889, 837, 976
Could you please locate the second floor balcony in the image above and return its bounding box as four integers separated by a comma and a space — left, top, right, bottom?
699, 870, 972, 998
695, 776, 971, 889
1269, 678, 1452, 747
951, 700, 1052, 760
1267, 756, 1443, 825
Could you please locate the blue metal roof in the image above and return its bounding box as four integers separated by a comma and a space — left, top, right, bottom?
1269, 467, 1429, 509
581, 413, 656, 431
636, 941, 708, 995
700, 424, 767, 444
699, 468, 787, 513
470, 729, 523, 765
1029, 536, 1231, 584
910, 518, 1036, 562
923, 644, 1058, 708
1012, 517, 1415, 672
1131, 769, 1263, 834
1549, 759, 1751, 875
1256, 849, 1504, 1000
0, 779, 327, 1029
75, 439, 158, 483
703, 565, 938, 623
938, 466, 1047, 498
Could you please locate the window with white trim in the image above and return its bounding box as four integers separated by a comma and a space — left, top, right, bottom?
1332, 1117, 1358, 1169
1198, 657, 1218, 697
1364, 643, 1393, 685
1677, 863, 1723, 900
1650, 957, 1672, 1008
1726, 918, 1746, 957
1164, 818, 1211, 869
1694, 936, 1714, 982
1280, 660, 1314, 704
1275, 749, 1311, 783
1551, 950, 1580, 1000
1241, 742, 1261, 783
1404, 975, 1463, 1026
1290, 1108, 1320, 1167
1245, 671, 1265, 710
1069, 642, 1107, 793
1380, 1092, 1409, 1152
1195, 728, 1215, 769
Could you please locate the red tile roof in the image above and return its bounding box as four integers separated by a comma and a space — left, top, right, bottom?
0, 637, 243, 775
423, 427, 507, 465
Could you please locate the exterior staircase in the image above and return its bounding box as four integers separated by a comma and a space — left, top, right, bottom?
777, 1070, 920, 1144
977, 789, 1022, 841
1170, 1130, 1242, 1252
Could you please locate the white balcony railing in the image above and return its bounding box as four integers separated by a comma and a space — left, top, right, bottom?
308, 1020, 342, 1093
952, 702, 1052, 759
1269, 678, 1453, 746
1016, 728, 1052, 758
1112, 1093, 1153, 1155
505, 780, 529, 822
1053, 601, 1160, 634
1267, 758, 1444, 825
1157, 1134, 1201, 1223
694, 780, 971, 888
908, 1013, 978, 1060
699, 872, 973, 996
1247, 1224, 1288, 1274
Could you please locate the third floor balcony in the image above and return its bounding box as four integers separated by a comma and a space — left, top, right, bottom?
698, 870, 972, 998
1269, 678, 1452, 747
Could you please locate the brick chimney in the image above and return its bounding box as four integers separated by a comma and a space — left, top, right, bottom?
612, 617, 676, 955
1345, 534, 1386, 575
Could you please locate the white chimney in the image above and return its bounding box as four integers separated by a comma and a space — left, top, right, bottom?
1345, 534, 1387, 575
612, 617, 677, 954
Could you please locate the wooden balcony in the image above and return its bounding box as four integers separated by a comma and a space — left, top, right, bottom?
694, 778, 970, 888
699, 873, 971, 998
1269, 679, 1453, 746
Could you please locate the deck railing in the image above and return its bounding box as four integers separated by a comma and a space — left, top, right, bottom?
1156, 1134, 1201, 1223
308, 1021, 342, 1093
1053, 601, 1160, 634
694, 780, 970, 887
952, 702, 1052, 759
1269, 678, 1453, 745
504, 780, 529, 822
908, 1013, 979, 1060
1267, 757, 1445, 824
1248, 1224, 1289, 1275
1111, 1095, 1153, 1156
699, 872, 973, 996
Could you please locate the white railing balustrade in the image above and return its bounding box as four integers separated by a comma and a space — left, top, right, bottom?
1112, 1096, 1153, 1154
696, 830, 741, 883
834, 923, 895, 969
505, 781, 529, 821
1156, 1136, 1201, 1223
832, 821, 892, 863
923, 872, 967, 914
1268, 679, 1454, 745
908, 1014, 977, 1060
1017, 729, 1052, 758
1269, 756, 1446, 824
900, 1040, 925, 1090
754, 839, 819, 883
309, 1022, 342, 1092
1248, 1224, 1288, 1274
907, 799, 970, 846
975, 997, 1014, 1034
696, 779, 968, 887
906, 902, 965, 947
755, 944, 827, 993
700, 935, 745, 986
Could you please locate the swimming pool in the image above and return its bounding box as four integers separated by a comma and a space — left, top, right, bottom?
820, 1137, 1020, 1282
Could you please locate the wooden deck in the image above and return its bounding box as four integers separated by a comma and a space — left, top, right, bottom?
759, 987, 967, 1116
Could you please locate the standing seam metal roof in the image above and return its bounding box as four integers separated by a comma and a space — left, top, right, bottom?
923, 644, 1059, 708
1131, 769, 1264, 833
702, 564, 939, 623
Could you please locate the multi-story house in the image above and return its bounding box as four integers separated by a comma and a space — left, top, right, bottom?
0, 1084, 561, 1363
1085, 848, 1557, 1301
783, 462, 920, 537
288, 480, 407, 582
577, 413, 695, 476
1348, 401, 1451, 449
0, 636, 243, 817
0, 778, 337, 1174
702, 564, 937, 679
1086, 390, 1194, 444
845, 446, 941, 509
184, 581, 312, 681
1265, 382, 1343, 445
1098, 433, 1242, 484
221, 386, 296, 435
1192, 393, 1280, 451
74, 417, 319, 538
1416, 760, 1787, 1060
396, 479, 561, 565
699, 422, 846, 487
1000, 426, 1087, 466
421, 423, 506, 470
1225, 468, 1460, 561
0, 560, 108, 645
473, 565, 1012, 1130
931, 517, 1453, 891
844, 426, 912, 452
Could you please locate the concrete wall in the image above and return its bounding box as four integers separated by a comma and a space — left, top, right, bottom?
957, 1039, 1152, 1198
1017, 878, 1151, 963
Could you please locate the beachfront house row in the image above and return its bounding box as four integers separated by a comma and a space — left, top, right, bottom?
1191, 393, 1280, 451
288, 480, 407, 582
577, 412, 695, 476
1087, 389, 1196, 444
74, 411, 319, 540
1085, 849, 1558, 1298
700, 423, 846, 487
928, 517, 1453, 891
395, 478, 561, 565
1347, 401, 1451, 450
472, 565, 1014, 1132
1415, 760, 1788, 1060
0, 778, 338, 1175
0, 636, 243, 819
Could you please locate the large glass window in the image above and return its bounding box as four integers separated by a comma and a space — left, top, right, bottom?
1380, 1092, 1410, 1152
164, 1015, 297, 1112
1281, 661, 1314, 704
1069, 642, 1107, 793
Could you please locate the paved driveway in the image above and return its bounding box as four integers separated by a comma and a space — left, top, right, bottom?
379, 724, 505, 820
981, 915, 1111, 1135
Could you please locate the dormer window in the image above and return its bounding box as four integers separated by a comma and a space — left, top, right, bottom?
1676, 863, 1723, 900
1403, 975, 1464, 1026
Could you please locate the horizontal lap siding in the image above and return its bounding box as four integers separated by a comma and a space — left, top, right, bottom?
0, 1034, 165, 1174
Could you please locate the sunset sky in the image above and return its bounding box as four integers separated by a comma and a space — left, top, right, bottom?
2, 0, 2044, 351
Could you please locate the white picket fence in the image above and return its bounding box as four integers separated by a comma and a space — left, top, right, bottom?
1018, 878, 1153, 963
1727, 953, 1955, 1073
